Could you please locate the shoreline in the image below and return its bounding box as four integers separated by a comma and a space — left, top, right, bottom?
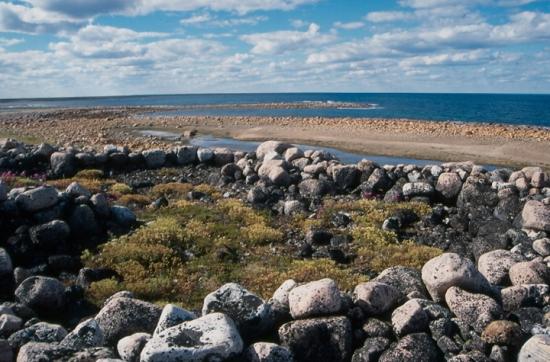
1, 107, 550, 169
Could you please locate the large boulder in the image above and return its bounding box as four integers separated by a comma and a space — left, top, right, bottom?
154, 304, 195, 336
14, 276, 66, 314
353, 282, 401, 315
518, 334, 550, 362
0, 248, 13, 278
421, 253, 494, 302
202, 283, 271, 339
278, 316, 352, 362
402, 182, 434, 198
298, 179, 333, 198
445, 286, 502, 333
140, 312, 243, 362
95, 297, 162, 345
257, 141, 292, 160
391, 299, 429, 337
175, 146, 197, 165
245, 342, 294, 362
477, 249, 523, 286
501, 284, 549, 312
373, 266, 428, 299
509, 260, 550, 286
118, 333, 151, 362
15, 186, 59, 213
436, 172, 463, 200
379, 333, 441, 362
331, 165, 360, 191
351, 337, 390, 362
142, 149, 166, 169
288, 278, 342, 319
197, 148, 214, 163
521, 200, 550, 232
50, 151, 76, 177
60, 318, 104, 350
457, 175, 498, 209
110, 205, 137, 227
29, 220, 71, 250
69, 204, 99, 236
8, 322, 67, 349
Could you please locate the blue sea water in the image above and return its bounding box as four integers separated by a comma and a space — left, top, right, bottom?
1, 93, 549, 127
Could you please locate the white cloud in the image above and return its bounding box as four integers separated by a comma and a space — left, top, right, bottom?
333, 21, 364, 30
180, 13, 213, 25
181, 13, 267, 27
365, 11, 416, 23
241, 23, 335, 55
0, 2, 84, 34
0, 37, 23, 47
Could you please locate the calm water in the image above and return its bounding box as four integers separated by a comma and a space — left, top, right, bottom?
1, 93, 549, 126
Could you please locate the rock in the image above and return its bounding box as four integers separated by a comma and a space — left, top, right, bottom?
60, 318, 104, 350
154, 304, 195, 336
272, 279, 297, 308
257, 141, 292, 160
509, 260, 550, 285
458, 175, 499, 209
379, 333, 442, 362
421, 253, 494, 302
362, 318, 392, 339
66, 181, 92, 198
50, 151, 76, 177
501, 284, 549, 311
8, 322, 67, 349
196, 148, 214, 163
69, 204, 99, 236
110, 205, 137, 227
477, 249, 524, 286
175, 146, 197, 165
140, 312, 243, 362
0, 339, 13, 362
95, 297, 162, 345
213, 148, 235, 166
118, 333, 151, 362
402, 182, 435, 198
521, 200, 550, 232
29, 219, 70, 249
373, 266, 428, 299
351, 337, 390, 362
332, 165, 360, 191
142, 149, 166, 169
268, 167, 290, 186
91, 193, 111, 218
531, 171, 547, 188
15, 186, 59, 212
481, 320, 524, 346
0, 181, 7, 202
247, 187, 268, 204
445, 287, 502, 333
353, 282, 402, 315
202, 283, 271, 339
298, 179, 333, 198
0, 248, 13, 277
436, 172, 463, 200
305, 229, 332, 245
284, 147, 304, 163
279, 316, 352, 362
14, 342, 71, 362
391, 299, 429, 336
518, 334, 550, 362
0, 314, 22, 337
533, 238, 550, 257
283, 200, 304, 215
245, 342, 294, 362
288, 278, 342, 319
69, 347, 117, 360
15, 276, 66, 314
221, 163, 242, 180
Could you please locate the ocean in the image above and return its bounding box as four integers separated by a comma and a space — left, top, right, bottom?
1, 93, 549, 127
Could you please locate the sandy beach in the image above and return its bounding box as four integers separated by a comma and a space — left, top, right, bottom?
1, 107, 550, 169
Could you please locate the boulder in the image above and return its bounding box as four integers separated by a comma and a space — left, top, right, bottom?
373, 266, 429, 299
391, 299, 429, 336
213, 148, 234, 166
0, 314, 22, 337
0, 248, 13, 277
0, 339, 13, 362
353, 282, 401, 315
518, 334, 550, 362
257, 141, 292, 160
272, 279, 297, 308
501, 284, 549, 312
245, 342, 294, 362
445, 287, 502, 333
379, 333, 441, 362
8, 322, 67, 349
436, 172, 463, 200
14, 342, 72, 362
402, 182, 434, 198
118, 333, 151, 362
477, 250, 523, 286
509, 260, 550, 285
66, 181, 92, 198
60, 318, 104, 350
15, 186, 59, 212
278, 316, 352, 362
154, 304, 195, 336
50, 151, 76, 177
140, 312, 243, 362
29, 220, 70, 249
142, 149, 166, 169
288, 278, 342, 319
15, 276, 66, 314
95, 297, 162, 345
197, 148, 214, 163
91, 193, 111, 218
202, 283, 271, 339
521, 200, 550, 232
69, 204, 99, 236
175, 146, 197, 165
284, 147, 304, 163
110, 205, 137, 227
332, 165, 360, 191
533, 238, 550, 257
421, 253, 494, 302
351, 337, 390, 362
298, 179, 333, 198
0, 181, 8, 202
531, 171, 547, 188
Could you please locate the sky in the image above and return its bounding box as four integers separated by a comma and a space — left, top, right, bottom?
0, 0, 549, 98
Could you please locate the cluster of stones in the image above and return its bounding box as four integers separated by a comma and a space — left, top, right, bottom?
2, 251, 549, 361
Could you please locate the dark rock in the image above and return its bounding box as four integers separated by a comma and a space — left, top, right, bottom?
379, 333, 442, 362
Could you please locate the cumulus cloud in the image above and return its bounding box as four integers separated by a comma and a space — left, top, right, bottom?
333, 21, 364, 30
0, 2, 84, 34
181, 13, 267, 27
366, 11, 416, 23
0, 36, 23, 46
241, 23, 334, 55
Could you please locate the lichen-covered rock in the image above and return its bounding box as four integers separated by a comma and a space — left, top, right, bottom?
509, 260, 550, 286
422, 253, 494, 302
288, 278, 342, 319
477, 249, 523, 286
142, 149, 166, 169
15, 342, 72, 362
278, 316, 352, 362
445, 287, 502, 333
95, 297, 162, 345
245, 342, 294, 362
66, 181, 92, 198
15, 186, 59, 212
60, 318, 104, 350
175, 146, 197, 165
379, 333, 442, 362
29, 219, 70, 249
518, 334, 550, 362
202, 283, 271, 339
391, 299, 429, 337
14, 276, 66, 314
272, 280, 297, 308
533, 238, 550, 257
154, 304, 195, 336
140, 312, 243, 362
402, 182, 434, 198
117, 333, 151, 362
353, 282, 401, 315
351, 337, 390, 362
298, 179, 333, 198
436, 172, 463, 200
521, 200, 550, 232
501, 284, 549, 312
332, 165, 360, 191
8, 322, 67, 349
50, 151, 76, 177
373, 266, 428, 299
197, 148, 214, 163
257, 141, 292, 160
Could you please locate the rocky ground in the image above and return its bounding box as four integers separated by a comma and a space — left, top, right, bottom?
0, 137, 549, 361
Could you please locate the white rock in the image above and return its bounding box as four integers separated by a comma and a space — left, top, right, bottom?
246, 342, 294, 362
518, 334, 550, 362
256, 141, 292, 160
445, 286, 502, 333
118, 333, 151, 362
288, 278, 342, 319
509, 260, 550, 285
154, 304, 195, 336
533, 238, 550, 257
65, 182, 92, 198
272, 279, 297, 307
60, 318, 104, 350
477, 249, 524, 286
15, 186, 59, 212
353, 282, 401, 315
391, 299, 428, 336
436, 172, 463, 199
197, 148, 214, 163
521, 200, 550, 232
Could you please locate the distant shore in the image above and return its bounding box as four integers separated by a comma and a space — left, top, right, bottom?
1, 107, 550, 169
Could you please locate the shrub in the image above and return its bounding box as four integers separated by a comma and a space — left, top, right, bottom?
75, 169, 104, 180
110, 183, 133, 195
151, 183, 193, 198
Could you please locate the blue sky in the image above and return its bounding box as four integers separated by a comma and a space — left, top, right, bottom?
0, 0, 549, 98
